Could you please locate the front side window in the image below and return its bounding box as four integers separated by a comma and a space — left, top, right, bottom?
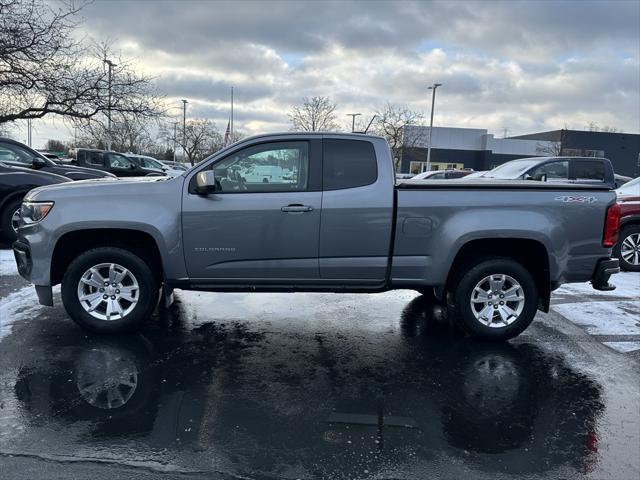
573, 160, 605, 181
107, 153, 134, 169
211, 141, 309, 192
529, 161, 569, 181
323, 139, 377, 190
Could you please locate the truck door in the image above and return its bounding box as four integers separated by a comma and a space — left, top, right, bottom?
182, 139, 322, 281
319, 137, 394, 282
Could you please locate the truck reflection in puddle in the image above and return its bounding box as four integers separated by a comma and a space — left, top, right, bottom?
13, 295, 603, 478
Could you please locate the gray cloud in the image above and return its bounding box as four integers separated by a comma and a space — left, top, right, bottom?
28, 0, 640, 146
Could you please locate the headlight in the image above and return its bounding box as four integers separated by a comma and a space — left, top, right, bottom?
20, 201, 54, 225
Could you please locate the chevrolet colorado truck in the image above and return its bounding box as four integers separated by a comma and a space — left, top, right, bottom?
12, 133, 621, 340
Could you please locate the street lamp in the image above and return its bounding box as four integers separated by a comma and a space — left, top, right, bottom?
426, 83, 442, 172
104, 59, 117, 151
346, 113, 362, 133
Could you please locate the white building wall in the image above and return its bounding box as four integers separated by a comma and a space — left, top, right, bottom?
403, 125, 559, 156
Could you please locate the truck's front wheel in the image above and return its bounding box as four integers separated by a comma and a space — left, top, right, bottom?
61, 247, 159, 333
450, 257, 538, 341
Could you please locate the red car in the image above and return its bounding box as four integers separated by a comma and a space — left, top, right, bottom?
615, 177, 640, 271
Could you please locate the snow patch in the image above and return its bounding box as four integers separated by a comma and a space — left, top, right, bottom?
0, 285, 57, 341
0, 249, 18, 277
554, 272, 640, 299
552, 301, 640, 336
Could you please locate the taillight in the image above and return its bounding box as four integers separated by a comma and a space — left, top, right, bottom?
602, 203, 621, 247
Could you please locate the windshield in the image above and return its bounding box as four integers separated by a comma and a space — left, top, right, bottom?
616, 176, 640, 196
482, 159, 541, 179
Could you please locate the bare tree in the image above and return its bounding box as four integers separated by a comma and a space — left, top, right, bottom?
173, 119, 221, 165
0, 1, 163, 125
74, 112, 158, 153
535, 141, 563, 156
372, 103, 423, 170
289, 96, 340, 132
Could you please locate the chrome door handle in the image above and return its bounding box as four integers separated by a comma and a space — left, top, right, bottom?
281, 204, 314, 213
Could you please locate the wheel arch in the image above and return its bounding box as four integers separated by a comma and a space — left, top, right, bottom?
444, 238, 551, 312
51, 228, 164, 286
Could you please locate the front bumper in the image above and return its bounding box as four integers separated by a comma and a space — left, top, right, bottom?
12, 240, 53, 306
591, 258, 620, 291
12, 240, 32, 278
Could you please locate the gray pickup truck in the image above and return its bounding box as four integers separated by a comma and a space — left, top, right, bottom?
12, 133, 621, 340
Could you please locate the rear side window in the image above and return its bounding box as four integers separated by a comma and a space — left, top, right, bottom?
323, 139, 377, 190
573, 160, 605, 181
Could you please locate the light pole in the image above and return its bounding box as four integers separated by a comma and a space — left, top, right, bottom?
346, 113, 362, 133
172, 121, 178, 162
104, 59, 117, 151
181, 99, 188, 163
426, 83, 442, 172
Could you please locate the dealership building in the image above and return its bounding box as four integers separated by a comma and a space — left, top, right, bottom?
400, 126, 640, 177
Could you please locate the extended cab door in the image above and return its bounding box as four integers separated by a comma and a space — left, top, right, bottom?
182, 139, 323, 281
318, 137, 395, 282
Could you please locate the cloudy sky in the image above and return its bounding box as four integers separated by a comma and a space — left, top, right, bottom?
22, 0, 640, 147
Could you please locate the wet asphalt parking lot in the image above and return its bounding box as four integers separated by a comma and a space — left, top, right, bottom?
1, 249, 639, 480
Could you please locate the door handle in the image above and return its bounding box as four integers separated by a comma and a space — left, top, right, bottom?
281, 204, 314, 213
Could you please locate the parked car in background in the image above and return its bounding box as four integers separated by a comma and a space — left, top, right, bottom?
395, 173, 414, 180
478, 156, 616, 188
71, 149, 165, 177
614, 177, 640, 271
614, 173, 632, 188
125, 154, 184, 177
412, 169, 473, 180
161, 160, 189, 171
38, 151, 61, 161
0, 163, 71, 242
0, 138, 116, 181
461, 171, 488, 179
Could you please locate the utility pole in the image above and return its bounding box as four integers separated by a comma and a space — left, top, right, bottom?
182, 99, 188, 163
172, 122, 178, 162
426, 83, 442, 172
26, 118, 32, 147
346, 113, 362, 133
230, 87, 234, 139
104, 59, 117, 151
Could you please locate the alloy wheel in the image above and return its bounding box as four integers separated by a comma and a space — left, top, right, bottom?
621, 233, 640, 266
77, 263, 140, 321
470, 274, 525, 328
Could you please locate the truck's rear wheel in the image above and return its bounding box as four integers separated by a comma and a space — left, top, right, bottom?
61, 247, 159, 333
450, 257, 538, 341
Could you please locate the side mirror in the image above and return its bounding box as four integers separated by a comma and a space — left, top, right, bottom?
32, 157, 47, 169
196, 170, 217, 194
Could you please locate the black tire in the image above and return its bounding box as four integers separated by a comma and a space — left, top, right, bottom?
0, 198, 22, 243
61, 247, 159, 333
614, 224, 640, 272
449, 257, 538, 341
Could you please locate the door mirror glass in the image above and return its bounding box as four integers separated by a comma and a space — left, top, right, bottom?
196, 170, 217, 194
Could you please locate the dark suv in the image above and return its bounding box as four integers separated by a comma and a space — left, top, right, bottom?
73, 149, 164, 177
0, 138, 116, 181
